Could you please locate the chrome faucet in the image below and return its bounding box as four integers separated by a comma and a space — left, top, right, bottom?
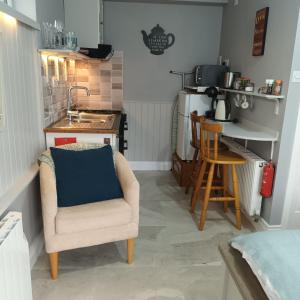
67, 86, 90, 121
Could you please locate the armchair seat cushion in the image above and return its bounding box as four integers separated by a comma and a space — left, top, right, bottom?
56, 198, 132, 234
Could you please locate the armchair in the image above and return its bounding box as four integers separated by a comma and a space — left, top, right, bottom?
39, 151, 139, 280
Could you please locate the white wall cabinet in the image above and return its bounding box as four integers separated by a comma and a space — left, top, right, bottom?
64, 0, 103, 48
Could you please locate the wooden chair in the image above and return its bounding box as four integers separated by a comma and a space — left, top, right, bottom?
185, 112, 206, 194
185, 112, 228, 194
190, 121, 246, 231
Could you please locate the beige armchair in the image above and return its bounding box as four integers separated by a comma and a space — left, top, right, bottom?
39, 151, 139, 280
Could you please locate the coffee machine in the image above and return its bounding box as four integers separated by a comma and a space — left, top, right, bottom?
205, 87, 231, 122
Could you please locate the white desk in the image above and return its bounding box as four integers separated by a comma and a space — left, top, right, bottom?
222, 122, 278, 142
211, 119, 279, 159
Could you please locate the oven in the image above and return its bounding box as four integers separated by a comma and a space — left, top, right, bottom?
118, 113, 128, 154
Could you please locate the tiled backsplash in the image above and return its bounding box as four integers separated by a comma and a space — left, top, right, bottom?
42, 57, 69, 127
41, 51, 123, 127
74, 51, 123, 111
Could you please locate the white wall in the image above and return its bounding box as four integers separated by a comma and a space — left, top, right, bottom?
280, 9, 300, 228
0, 13, 44, 246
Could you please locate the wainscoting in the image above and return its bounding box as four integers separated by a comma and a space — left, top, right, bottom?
123, 101, 174, 170
0, 15, 44, 206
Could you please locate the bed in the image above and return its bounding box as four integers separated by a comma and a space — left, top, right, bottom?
219, 230, 300, 300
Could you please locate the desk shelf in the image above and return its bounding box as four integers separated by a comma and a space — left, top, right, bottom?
220, 88, 285, 115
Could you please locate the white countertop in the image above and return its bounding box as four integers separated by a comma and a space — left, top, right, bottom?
211, 119, 279, 142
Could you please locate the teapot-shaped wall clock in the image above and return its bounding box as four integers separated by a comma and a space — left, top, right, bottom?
141, 24, 175, 55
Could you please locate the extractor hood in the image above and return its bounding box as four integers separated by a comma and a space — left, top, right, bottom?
78, 44, 114, 61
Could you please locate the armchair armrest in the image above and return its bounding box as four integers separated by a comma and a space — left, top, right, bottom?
115, 152, 139, 224
39, 162, 58, 242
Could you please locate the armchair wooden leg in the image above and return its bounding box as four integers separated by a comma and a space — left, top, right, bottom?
127, 239, 134, 264
49, 252, 59, 280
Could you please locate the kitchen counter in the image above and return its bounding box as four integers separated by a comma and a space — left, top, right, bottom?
44, 114, 121, 134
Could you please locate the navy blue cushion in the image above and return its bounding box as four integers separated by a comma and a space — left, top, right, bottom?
50, 145, 123, 207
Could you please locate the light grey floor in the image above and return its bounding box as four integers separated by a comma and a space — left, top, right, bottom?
32, 171, 253, 300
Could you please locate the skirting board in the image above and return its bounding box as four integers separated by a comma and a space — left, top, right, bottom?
241, 209, 282, 231
29, 230, 44, 269
129, 161, 172, 171
258, 217, 282, 231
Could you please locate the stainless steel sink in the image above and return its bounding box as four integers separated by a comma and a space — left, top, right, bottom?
53, 113, 116, 130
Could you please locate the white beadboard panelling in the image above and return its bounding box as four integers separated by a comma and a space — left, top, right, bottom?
123, 101, 173, 163
0, 15, 44, 199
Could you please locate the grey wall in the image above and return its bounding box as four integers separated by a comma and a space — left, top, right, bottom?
220, 0, 300, 224
104, 1, 223, 102
36, 0, 65, 24
36, 0, 65, 47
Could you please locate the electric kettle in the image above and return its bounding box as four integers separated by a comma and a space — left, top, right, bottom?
215, 96, 231, 122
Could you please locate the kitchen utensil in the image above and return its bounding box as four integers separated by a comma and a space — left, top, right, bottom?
233, 78, 242, 90
224, 72, 241, 89
240, 95, 249, 109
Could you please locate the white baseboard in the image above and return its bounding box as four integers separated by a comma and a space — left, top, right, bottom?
29, 230, 44, 269
240, 210, 282, 231
258, 217, 282, 231
129, 161, 172, 171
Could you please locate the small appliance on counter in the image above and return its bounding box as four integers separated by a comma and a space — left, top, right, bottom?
214, 94, 232, 122
194, 65, 229, 87
205, 87, 232, 122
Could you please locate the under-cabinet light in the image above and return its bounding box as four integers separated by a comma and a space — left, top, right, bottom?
0, 12, 16, 26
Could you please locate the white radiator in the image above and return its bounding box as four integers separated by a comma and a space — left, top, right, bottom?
222, 138, 266, 217
0, 212, 32, 300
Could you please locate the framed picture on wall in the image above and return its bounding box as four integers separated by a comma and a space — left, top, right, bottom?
252, 7, 269, 56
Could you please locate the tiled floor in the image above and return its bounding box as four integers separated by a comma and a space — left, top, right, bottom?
32, 171, 253, 300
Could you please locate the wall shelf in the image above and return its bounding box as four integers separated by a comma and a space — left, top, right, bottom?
38, 49, 90, 60
220, 88, 285, 115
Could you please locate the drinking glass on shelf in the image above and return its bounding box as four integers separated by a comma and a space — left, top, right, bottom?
54, 20, 64, 49
42, 22, 56, 49
64, 32, 77, 50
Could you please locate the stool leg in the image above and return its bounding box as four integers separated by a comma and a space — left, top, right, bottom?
232, 165, 241, 230
190, 160, 206, 213
199, 163, 215, 231
223, 165, 229, 213
186, 149, 199, 194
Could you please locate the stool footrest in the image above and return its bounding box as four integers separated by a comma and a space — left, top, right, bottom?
209, 196, 235, 201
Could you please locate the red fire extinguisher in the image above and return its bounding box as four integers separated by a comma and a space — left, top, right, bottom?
260, 161, 275, 198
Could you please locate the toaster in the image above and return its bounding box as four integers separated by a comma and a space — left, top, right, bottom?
194, 65, 229, 87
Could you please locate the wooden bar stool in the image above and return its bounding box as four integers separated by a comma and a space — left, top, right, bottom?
185, 112, 228, 194
190, 121, 246, 231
